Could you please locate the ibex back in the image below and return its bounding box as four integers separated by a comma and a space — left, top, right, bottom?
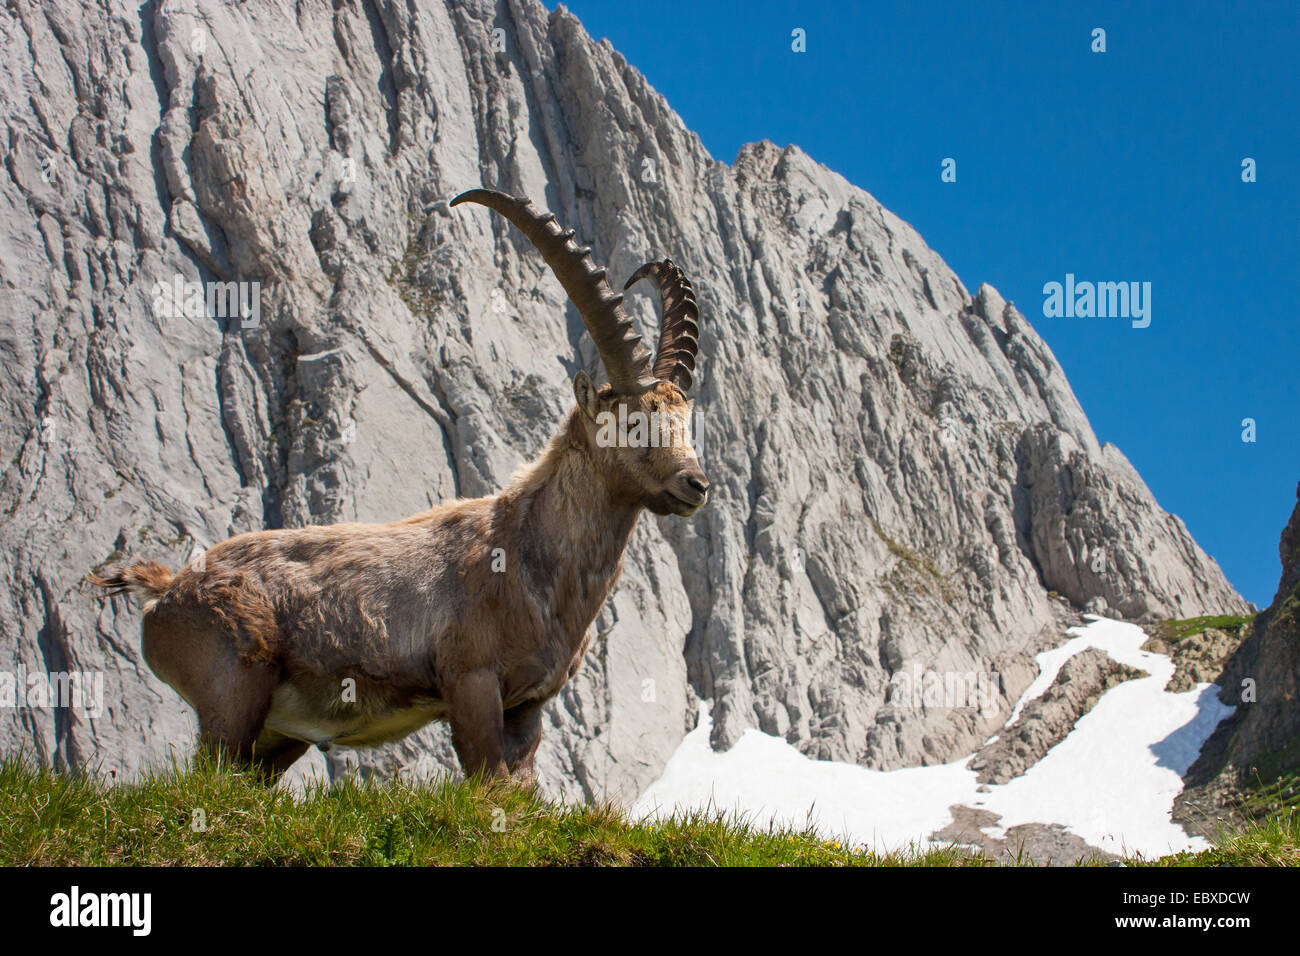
89, 189, 708, 783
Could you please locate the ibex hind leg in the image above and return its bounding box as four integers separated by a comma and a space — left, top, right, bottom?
193, 662, 284, 779
247, 729, 312, 783
143, 612, 287, 780
503, 699, 544, 785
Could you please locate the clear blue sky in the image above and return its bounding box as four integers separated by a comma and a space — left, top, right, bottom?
555, 1, 1299, 608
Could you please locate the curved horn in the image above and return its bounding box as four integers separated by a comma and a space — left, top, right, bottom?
450, 188, 656, 394
624, 259, 699, 394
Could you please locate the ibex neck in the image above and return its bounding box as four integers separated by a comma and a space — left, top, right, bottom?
503, 414, 641, 634
532, 451, 639, 568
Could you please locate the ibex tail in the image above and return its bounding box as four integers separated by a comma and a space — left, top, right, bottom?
87, 561, 174, 605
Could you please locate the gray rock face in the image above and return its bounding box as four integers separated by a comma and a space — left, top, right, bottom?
930, 804, 1116, 866
1178, 481, 1300, 829
0, 0, 1247, 804
1141, 624, 1248, 695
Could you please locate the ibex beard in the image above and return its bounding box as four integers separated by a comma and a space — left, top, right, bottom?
89, 189, 707, 785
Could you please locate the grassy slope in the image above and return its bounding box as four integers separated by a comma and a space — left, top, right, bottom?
1158, 771, 1300, 866
1157, 613, 1256, 643
0, 755, 978, 867
1, 756, 1295, 867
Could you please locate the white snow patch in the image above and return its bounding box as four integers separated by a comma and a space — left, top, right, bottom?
632, 702, 977, 851
632, 618, 1234, 858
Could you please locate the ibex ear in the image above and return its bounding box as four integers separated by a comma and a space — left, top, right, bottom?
573, 370, 600, 421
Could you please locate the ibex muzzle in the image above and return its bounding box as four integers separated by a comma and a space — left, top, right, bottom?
89, 189, 707, 784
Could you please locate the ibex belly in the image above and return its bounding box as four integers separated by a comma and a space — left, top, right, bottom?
264, 680, 447, 749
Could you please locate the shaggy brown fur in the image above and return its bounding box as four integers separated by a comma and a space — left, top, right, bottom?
89, 381, 708, 783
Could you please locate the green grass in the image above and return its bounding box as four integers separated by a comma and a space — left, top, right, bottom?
1159, 613, 1256, 642
1239, 771, 1300, 816
2, 753, 1295, 866
1149, 808, 1300, 866
0, 754, 986, 867
1155, 771, 1300, 867
869, 518, 957, 606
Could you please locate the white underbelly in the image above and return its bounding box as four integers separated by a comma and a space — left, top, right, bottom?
264, 683, 444, 748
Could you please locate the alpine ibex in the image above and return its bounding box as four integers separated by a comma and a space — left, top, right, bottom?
89, 188, 708, 783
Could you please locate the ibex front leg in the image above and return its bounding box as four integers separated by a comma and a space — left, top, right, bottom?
446, 671, 508, 780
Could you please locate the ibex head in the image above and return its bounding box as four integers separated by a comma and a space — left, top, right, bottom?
452, 190, 709, 516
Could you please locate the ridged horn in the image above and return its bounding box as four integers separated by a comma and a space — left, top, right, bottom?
450, 188, 656, 394
623, 259, 699, 394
